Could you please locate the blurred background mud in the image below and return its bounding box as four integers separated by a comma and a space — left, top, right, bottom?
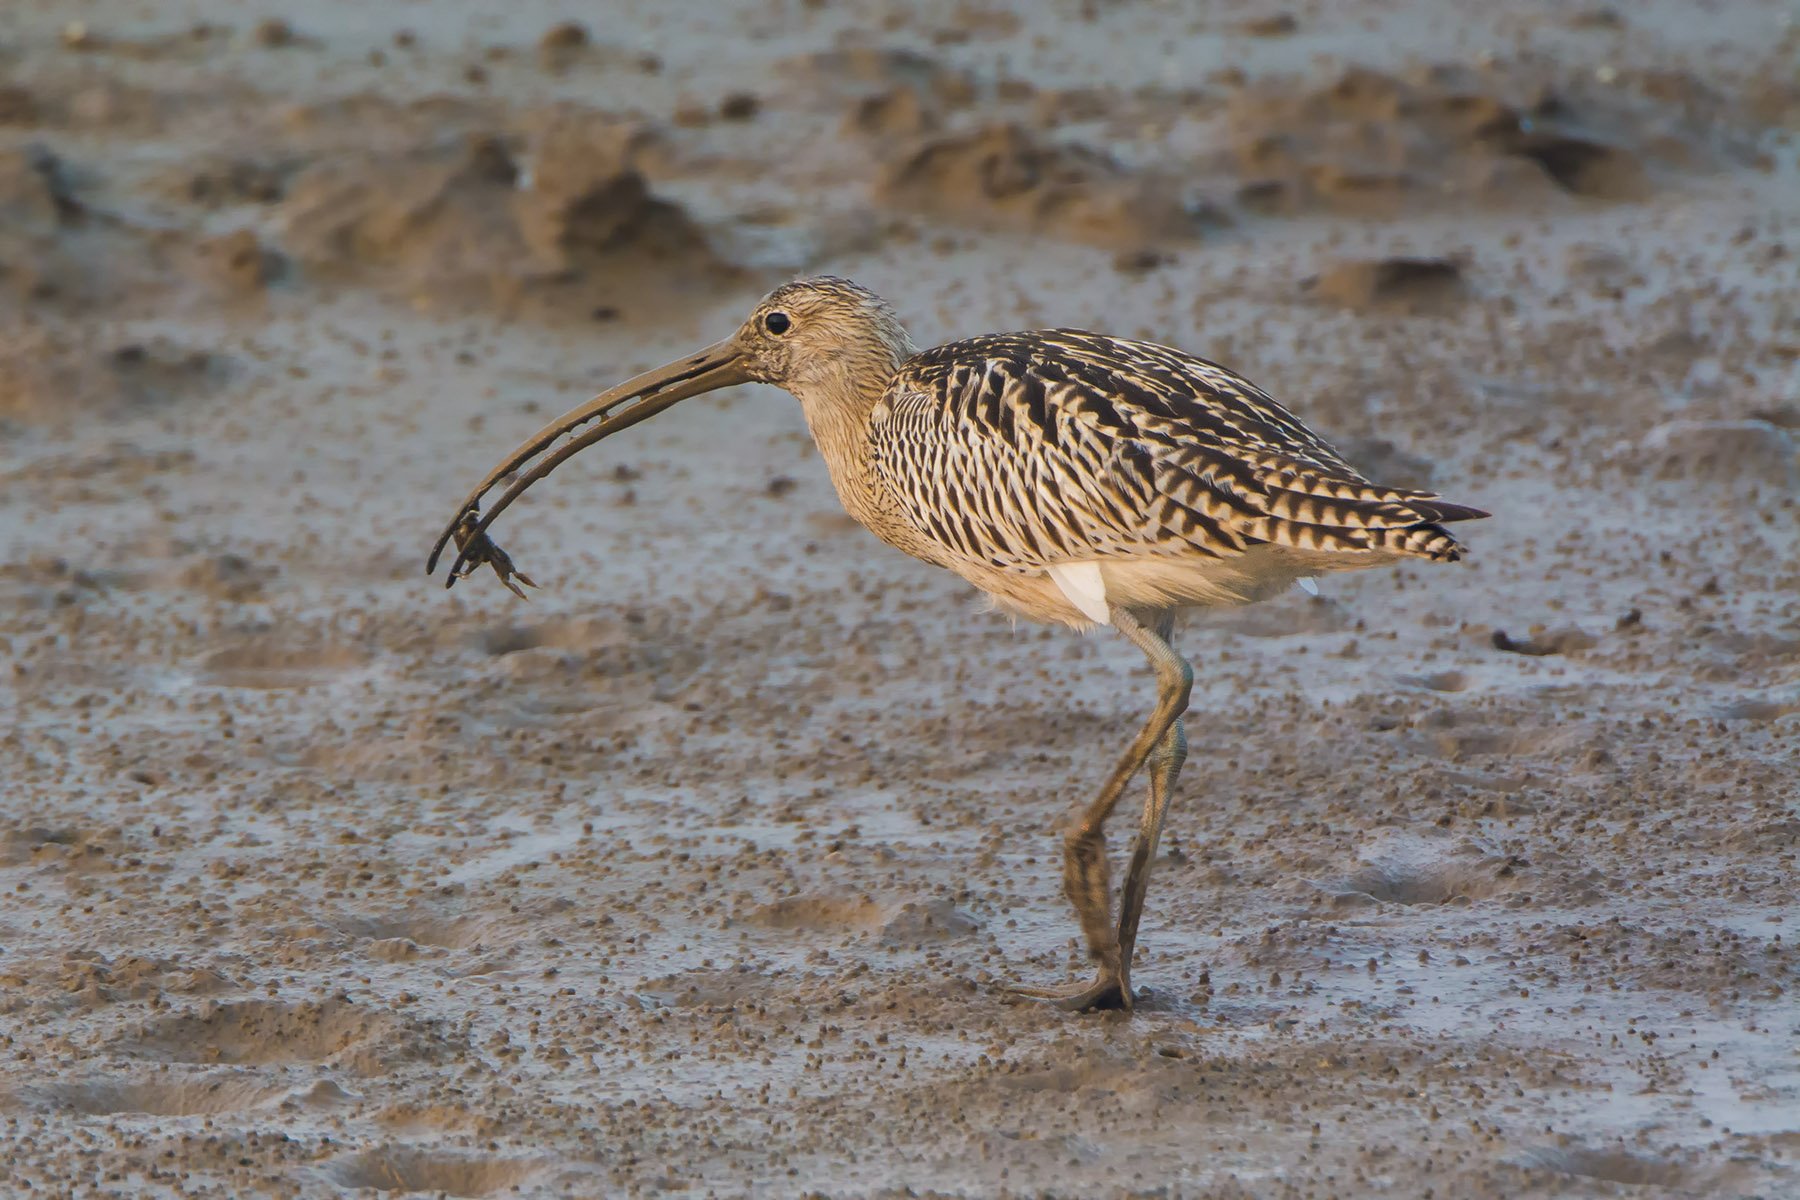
1, 2, 1797, 1196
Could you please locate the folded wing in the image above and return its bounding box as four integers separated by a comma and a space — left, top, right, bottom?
870, 330, 1487, 574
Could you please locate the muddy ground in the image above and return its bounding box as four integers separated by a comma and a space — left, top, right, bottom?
1, 1, 1798, 1196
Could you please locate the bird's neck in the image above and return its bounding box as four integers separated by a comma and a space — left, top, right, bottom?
786, 340, 912, 460
787, 341, 913, 525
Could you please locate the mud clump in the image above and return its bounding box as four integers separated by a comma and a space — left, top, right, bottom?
278, 133, 527, 302
1241, 13, 1299, 37
828, 47, 978, 139
739, 894, 979, 944
1519, 1146, 1688, 1188
0, 145, 80, 231
0, 144, 214, 318
1491, 626, 1600, 657
182, 229, 283, 294
250, 17, 299, 49
1511, 131, 1645, 198
120, 999, 460, 1075
1630, 419, 1798, 490
744, 894, 883, 932
1748, 400, 1800, 430
1226, 65, 1656, 217
196, 640, 367, 689
0, 86, 39, 126
280, 118, 734, 321
537, 20, 591, 72
28, 1073, 283, 1117
0, 145, 89, 307
338, 911, 493, 951
327, 1147, 543, 1196
847, 88, 940, 139
1333, 854, 1522, 907
177, 553, 278, 602
808, 46, 976, 107
157, 155, 295, 208
879, 898, 980, 945
878, 123, 1204, 247
0, 330, 226, 426
1306, 257, 1464, 313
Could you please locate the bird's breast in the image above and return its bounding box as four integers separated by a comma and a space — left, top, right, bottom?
795, 397, 950, 568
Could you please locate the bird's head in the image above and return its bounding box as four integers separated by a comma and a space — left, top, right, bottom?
733, 276, 915, 394
426, 277, 915, 589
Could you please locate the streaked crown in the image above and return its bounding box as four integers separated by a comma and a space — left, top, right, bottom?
734, 277, 917, 393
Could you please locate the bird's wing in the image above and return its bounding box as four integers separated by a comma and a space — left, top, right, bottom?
871, 331, 1478, 571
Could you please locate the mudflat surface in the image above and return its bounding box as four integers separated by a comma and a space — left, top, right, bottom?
2, 2, 1798, 1196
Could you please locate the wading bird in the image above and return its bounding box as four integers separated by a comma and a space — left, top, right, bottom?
426, 277, 1486, 1012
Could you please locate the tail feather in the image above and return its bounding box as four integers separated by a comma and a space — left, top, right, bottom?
1380, 496, 1487, 562
1407, 499, 1491, 524
1370, 521, 1470, 562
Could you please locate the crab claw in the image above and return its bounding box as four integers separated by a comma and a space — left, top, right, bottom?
450, 508, 537, 599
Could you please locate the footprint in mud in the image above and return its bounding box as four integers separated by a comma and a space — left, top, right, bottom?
373, 1101, 480, 1133
1306, 256, 1465, 314
118, 998, 461, 1075
14, 948, 233, 1006
1320, 832, 1524, 907
324, 1146, 545, 1197
0, 824, 118, 867
171, 553, 277, 602
1399, 711, 1586, 760
337, 912, 496, 961
878, 898, 982, 945
740, 894, 979, 944
643, 964, 772, 1009
1718, 697, 1799, 722
196, 642, 366, 689
1397, 669, 1470, 693
1517, 1146, 1688, 1188
10, 1072, 283, 1117
874, 122, 1200, 246
742, 894, 884, 931
281, 1079, 360, 1113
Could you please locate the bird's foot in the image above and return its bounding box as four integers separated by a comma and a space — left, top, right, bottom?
1011, 972, 1134, 1013
451, 510, 537, 599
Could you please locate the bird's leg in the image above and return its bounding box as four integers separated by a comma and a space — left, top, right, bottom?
1111, 613, 1186, 998
1017, 608, 1192, 1013
1114, 714, 1187, 999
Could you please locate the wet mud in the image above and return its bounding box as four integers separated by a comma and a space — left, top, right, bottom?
1, 1, 1797, 1197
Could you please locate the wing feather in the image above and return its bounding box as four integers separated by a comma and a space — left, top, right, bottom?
870, 331, 1485, 571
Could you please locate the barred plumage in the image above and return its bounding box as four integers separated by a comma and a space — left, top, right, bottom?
867, 330, 1482, 623
427, 276, 1488, 1013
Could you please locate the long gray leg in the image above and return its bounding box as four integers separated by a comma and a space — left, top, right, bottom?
1115, 714, 1187, 999
1114, 613, 1186, 996
1025, 606, 1192, 1013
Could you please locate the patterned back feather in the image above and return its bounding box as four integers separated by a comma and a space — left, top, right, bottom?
869, 331, 1485, 573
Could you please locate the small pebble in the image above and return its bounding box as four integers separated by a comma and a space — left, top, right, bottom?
539, 21, 589, 51
1241, 13, 1297, 36
719, 92, 761, 121
252, 17, 296, 48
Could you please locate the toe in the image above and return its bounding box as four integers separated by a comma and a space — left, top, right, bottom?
1011, 975, 1133, 1013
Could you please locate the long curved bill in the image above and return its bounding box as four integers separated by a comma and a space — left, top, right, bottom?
425, 338, 751, 592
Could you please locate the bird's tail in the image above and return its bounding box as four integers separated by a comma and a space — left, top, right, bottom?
1373, 499, 1489, 562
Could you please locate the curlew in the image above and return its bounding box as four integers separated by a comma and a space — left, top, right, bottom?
426, 277, 1487, 1012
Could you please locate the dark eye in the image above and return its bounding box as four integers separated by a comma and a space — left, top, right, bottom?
764, 311, 792, 335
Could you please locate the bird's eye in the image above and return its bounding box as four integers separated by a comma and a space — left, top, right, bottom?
764, 311, 792, 335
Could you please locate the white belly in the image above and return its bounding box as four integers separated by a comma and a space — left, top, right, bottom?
962, 546, 1403, 629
